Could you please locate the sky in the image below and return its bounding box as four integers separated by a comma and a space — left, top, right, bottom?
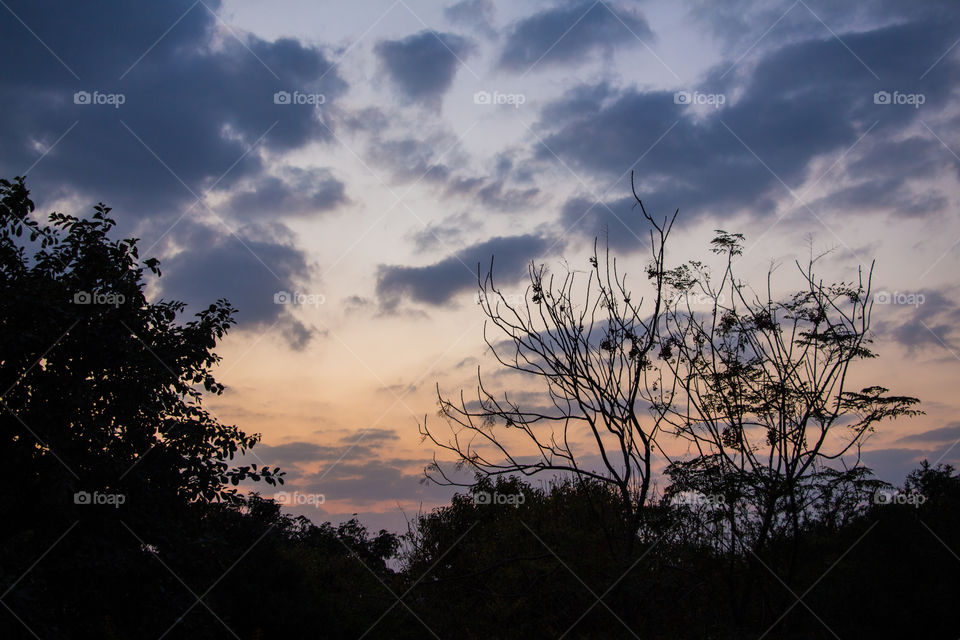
2, 0, 959, 533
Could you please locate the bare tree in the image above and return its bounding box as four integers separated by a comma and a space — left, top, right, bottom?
420, 179, 676, 543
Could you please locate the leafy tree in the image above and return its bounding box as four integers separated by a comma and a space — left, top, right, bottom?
0, 176, 283, 637
402, 476, 671, 638
649, 231, 922, 564
0, 176, 282, 509
402, 462, 960, 639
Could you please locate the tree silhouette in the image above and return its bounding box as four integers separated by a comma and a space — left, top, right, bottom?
0, 176, 282, 510
0, 176, 287, 637
421, 177, 676, 547
649, 232, 922, 565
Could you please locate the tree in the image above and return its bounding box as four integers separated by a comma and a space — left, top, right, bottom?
421, 176, 676, 546
648, 232, 922, 565
0, 176, 282, 510
0, 176, 283, 636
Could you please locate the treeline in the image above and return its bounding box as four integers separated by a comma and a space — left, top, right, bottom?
2, 466, 956, 638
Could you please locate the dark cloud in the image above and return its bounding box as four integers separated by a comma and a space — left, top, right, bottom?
898, 423, 960, 444
251, 429, 402, 471
342, 295, 375, 314
365, 133, 461, 183
0, 0, 346, 219
301, 458, 453, 505
871, 288, 960, 355
859, 447, 959, 486
157, 221, 320, 349
0, 0, 346, 349
407, 211, 476, 253
244, 428, 453, 507
445, 0, 496, 38
375, 30, 474, 106
476, 181, 540, 211
536, 14, 960, 248
808, 178, 948, 219
0, 0, 346, 348
224, 167, 348, 220
540, 82, 616, 125
498, 1, 652, 72
376, 233, 561, 311
253, 441, 376, 468
363, 130, 540, 213
687, 0, 956, 60
558, 194, 650, 251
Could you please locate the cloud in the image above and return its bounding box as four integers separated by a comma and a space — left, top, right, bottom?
871, 287, 960, 355
301, 458, 451, 505
407, 210, 476, 252
534, 15, 960, 248
245, 428, 454, 507
361, 129, 540, 213
374, 30, 474, 106
0, 0, 346, 219
376, 233, 561, 311
476, 180, 541, 211
252, 429, 402, 471
686, 0, 952, 59
859, 447, 959, 485
157, 221, 320, 349
898, 422, 960, 444
224, 167, 348, 220
0, 0, 348, 349
445, 0, 496, 38
498, 1, 652, 72
366, 133, 459, 183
